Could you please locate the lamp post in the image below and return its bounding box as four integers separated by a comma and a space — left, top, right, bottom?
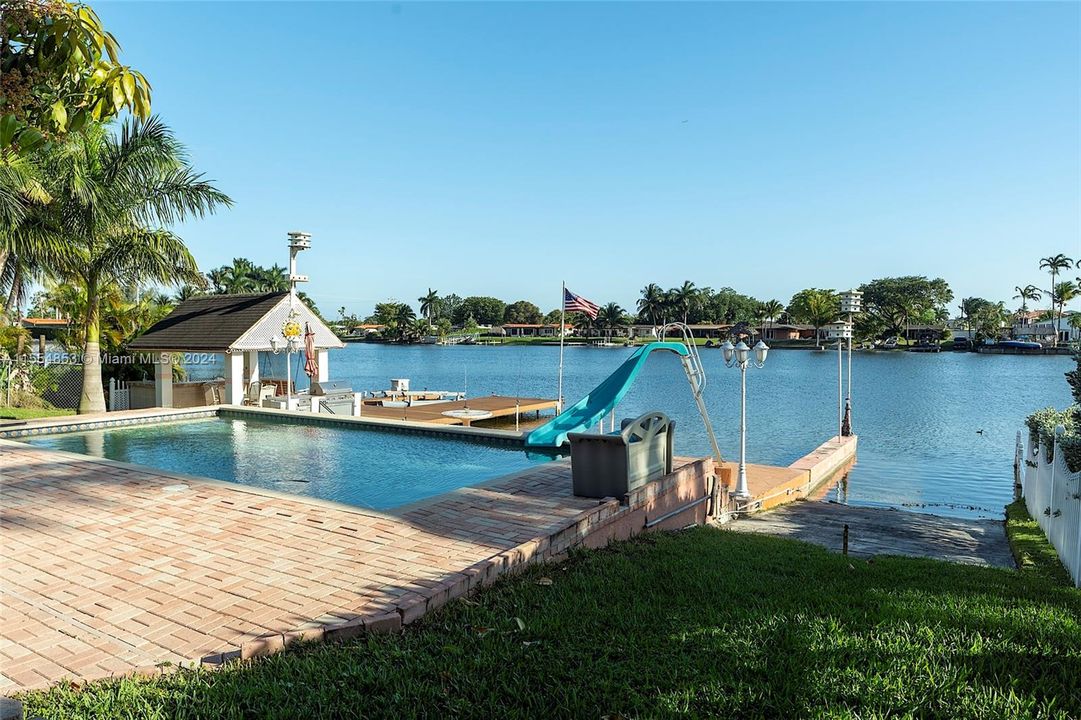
721, 338, 769, 498
270, 318, 302, 409
839, 289, 862, 436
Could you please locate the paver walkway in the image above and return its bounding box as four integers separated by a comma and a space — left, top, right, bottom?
1, 441, 616, 691
732, 501, 1015, 568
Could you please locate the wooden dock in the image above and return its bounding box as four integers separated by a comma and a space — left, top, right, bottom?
358, 395, 559, 426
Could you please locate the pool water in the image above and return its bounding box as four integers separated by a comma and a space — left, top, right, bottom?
25, 418, 559, 511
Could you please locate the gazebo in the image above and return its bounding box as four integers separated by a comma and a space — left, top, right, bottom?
128, 291, 344, 407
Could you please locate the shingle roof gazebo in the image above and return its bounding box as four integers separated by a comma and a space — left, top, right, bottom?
128, 292, 344, 407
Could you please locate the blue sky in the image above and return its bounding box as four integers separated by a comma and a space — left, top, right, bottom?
98, 1, 1079, 317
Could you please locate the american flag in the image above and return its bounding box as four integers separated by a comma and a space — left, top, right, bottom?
564, 287, 599, 319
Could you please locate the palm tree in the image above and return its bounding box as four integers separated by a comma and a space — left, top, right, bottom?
674, 280, 698, 324
219, 259, 256, 294
1039, 254, 1074, 346
637, 283, 664, 326
253, 263, 288, 292
418, 288, 439, 329
598, 302, 626, 342
0, 152, 50, 232
393, 303, 417, 342
788, 289, 838, 348
173, 284, 201, 302
761, 299, 784, 340
1, 153, 62, 320
1013, 284, 1042, 316
28, 118, 230, 413
1052, 281, 1078, 345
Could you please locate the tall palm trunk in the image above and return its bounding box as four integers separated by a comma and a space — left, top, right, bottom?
1050, 270, 1059, 347
79, 276, 106, 414
1057, 299, 1066, 346
4, 263, 21, 316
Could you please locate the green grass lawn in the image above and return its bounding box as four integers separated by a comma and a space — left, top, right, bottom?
19, 525, 1080, 720
1005, 499, 1073, 586
0, 406, 75, 420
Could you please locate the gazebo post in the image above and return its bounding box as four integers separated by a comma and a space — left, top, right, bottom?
246, 350, 260, 387
317, 348, 329, 383
154, 354, 173, 408
225, 351, 244, 405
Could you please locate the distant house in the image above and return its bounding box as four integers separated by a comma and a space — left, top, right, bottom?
500, 323, 571, 338
349, 323, 386, 337
763, 323, 815, 341
19, 316, 71, 340
1013, 312, 1078, 344
626, 324, 733, 340
899, 325, 947, 342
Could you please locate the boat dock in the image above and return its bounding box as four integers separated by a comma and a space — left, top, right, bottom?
359, 395, 559, 426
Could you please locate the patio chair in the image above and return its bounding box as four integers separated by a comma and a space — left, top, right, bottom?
568, 411, 675, 499
242, 381, 276, 406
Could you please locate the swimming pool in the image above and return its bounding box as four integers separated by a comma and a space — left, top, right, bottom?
23, 417, 560, 510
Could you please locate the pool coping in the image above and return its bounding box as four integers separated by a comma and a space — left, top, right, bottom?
0, 405, 532, 445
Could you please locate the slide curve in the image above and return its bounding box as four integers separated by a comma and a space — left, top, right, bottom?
524, 341, 690, 448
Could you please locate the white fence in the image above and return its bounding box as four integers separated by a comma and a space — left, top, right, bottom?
108, 378, 130, 411
1021, 430, 1081, 587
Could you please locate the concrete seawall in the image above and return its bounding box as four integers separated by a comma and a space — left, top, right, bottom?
719, 435, 858, 515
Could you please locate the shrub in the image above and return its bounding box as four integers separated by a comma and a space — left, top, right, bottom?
0, 325, 31, 356
1059, 434, 1081, 474
1066, 351, 1081, 405
1025, 406, 1077, 463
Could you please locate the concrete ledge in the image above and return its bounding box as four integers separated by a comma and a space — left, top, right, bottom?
728, 435, 859, 514
0, 407, 216, 438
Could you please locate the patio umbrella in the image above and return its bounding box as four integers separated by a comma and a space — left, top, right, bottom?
303, 322, 318, 378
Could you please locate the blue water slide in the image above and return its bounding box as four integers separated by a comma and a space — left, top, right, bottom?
524, 341, 690, 448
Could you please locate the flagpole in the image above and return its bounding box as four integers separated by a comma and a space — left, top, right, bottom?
557, 281, 565, 412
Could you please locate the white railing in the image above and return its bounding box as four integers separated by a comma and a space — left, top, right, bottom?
1022, 431, 1081, 586
108, 377, 130, 411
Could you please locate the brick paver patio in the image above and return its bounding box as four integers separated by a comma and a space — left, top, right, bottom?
1, 440, 664, 692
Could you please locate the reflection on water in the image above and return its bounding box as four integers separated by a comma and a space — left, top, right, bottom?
328, 344, 1073, 520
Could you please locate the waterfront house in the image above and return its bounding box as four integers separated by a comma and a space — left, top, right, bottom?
500, 323, 572, 338
1013, 311, 1078, 344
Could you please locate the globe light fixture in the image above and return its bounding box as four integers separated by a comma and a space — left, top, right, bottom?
753, 340, 769, 365
721, 334, 770, 499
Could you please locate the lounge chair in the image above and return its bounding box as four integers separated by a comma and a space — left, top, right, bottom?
568, 411, 675, 499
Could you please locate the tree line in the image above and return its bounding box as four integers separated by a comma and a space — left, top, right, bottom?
351, 263, 1079, 346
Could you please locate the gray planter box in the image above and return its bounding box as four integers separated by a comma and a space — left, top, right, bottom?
568, 411, 675, 499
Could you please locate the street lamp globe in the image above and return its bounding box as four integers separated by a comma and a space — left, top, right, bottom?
753, 340, 769, 365
734, 341, 750, 365
721, 340, 735, 364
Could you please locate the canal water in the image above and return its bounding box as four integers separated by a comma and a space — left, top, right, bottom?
320, 343, 1075, 520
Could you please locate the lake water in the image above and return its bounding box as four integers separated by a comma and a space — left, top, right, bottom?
311, 343, 1073, 520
